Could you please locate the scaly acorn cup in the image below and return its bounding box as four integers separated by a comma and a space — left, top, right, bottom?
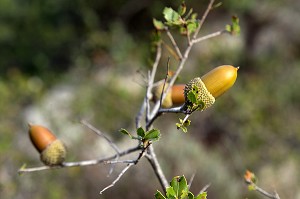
183, 65, 238, 112
28, 124, 66, 166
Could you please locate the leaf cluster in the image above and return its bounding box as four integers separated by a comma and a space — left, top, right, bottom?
120, 127, 160, 147
176, 119, 191, 133
155, 176, 207, 199
153, 2, 199, 35
225, 16, 240, 35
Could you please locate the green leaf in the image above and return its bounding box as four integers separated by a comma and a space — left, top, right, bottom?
195, 192, 207, 199
144, 129, 160, 142
247, 184, 256, 191
178, 176, 188, 197
169, 176, 188, 198
213, 2, 223, 9
176, 119, 190, 133
177, 2, 186, 16
187, 91, 197, 103
188, 192, 195, 199
232, 16, 240, 35
225, 16, 240, 35
155, 190, 166, 199
163, 7, 182, 25
153, 18, 165, 30
184, 8, 193, 20
180, 189, 189, 199
119, 128, 132, 138
137, 127, 145, 138
183, 119, 191, 127
196, 100, 205, 111
186, 21, 198, 34
166, 187, 176, 198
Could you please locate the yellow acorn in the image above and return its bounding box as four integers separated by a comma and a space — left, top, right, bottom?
28, 124, 66, 166
184, 65, 238, 111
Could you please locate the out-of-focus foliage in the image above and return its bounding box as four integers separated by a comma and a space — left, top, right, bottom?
1, 0, 300, 199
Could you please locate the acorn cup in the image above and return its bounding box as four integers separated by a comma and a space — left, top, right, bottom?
28, 124, 66, 166
183, 65, 239, 111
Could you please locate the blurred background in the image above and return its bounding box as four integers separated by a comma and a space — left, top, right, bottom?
1, 0, 300, 198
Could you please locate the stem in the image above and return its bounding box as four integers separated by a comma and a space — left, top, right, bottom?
18, 145, 141, 174
146, 145, 169, 193
100, 163, 134, 194
166, 28, 183, 60
192, 0, 215, 40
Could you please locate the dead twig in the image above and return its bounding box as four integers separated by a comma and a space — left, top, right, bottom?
100, 163, 134, 194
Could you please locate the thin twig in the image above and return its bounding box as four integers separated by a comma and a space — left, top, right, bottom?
159, 106, 184, 114
146, 71, 152, 123
188, 173, 196, 189
166, 28, 183, 60
198, 183, 211, 195
136, 42, 162, 128
146, 106, 185, 127
251, 183, 281, 199
192, 0, 215, 40
158, 57, 170, 108
135, 98, 146, 129
18, 145, 141, 174
81, 120, 120, 154
192, 30, 225, 44
146, 145, 169, 193
100, 163, 134, 194
104, 160, 136, 164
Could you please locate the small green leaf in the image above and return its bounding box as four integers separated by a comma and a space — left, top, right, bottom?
153, 18, 165, 30
178, 176, 188, 197
186, 21, 198, 34
183, 119, 191, 127
188, 192, 195, 199
187, 91, 197, 103
184, 8, 193, 20
213, 2, 223, 9
177, 2, 186, 16
225, 16, 240, 35
248, 184, 256, 191
191, 13, 198, 20
195, 192, 207, 199
119, 128, 132, 138
166, 187, 176, 198
196, 100, 205, 111
155, 190, 166, 199
144, 129, 160, 142
137, 127, 145, 138
163, 7, 182, 25
176, 119, 190, 133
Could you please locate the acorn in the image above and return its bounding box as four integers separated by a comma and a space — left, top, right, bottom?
184, 65, 238, 111
28, 124, 66, 166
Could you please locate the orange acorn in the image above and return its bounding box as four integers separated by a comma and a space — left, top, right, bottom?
28, 124, 66, 166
